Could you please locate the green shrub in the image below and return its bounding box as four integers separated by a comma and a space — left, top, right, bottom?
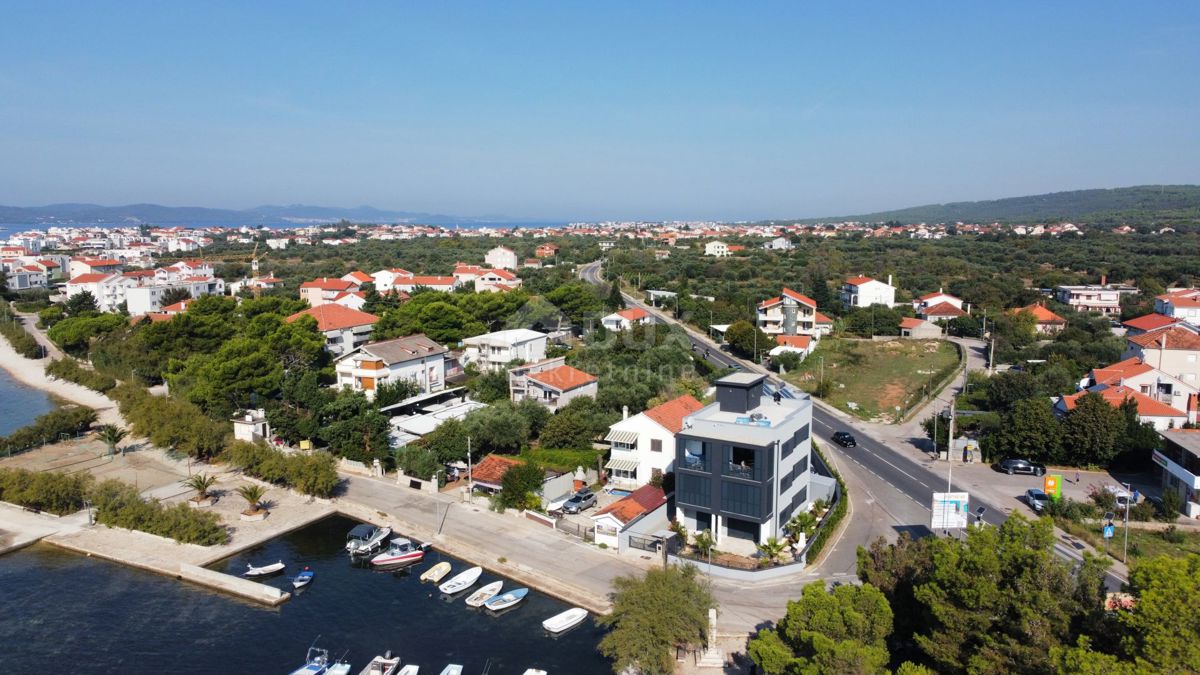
1044, 497, 1099, 523
1160, 525, 1186, 545
803, 442, 848, 564
520, 447, 601, 473
1129, 500, 1157, 522
0, 467, 93, 515
90, 479, 229, 546
46, 357, 117, 393
221, 441, 339, 498
0, 300, 43, 359
0, 406, 97, 455
109, 383, 228, 459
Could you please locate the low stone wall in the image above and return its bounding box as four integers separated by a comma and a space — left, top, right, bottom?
179, 563, 290, 606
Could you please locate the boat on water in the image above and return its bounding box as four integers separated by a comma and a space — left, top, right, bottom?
396, 666, 418, 675
484, 587, 529, 611
522, 670, 548, 675
464, 580, 503, 607
288, 643, 349, 675
346, 524, 392, 556
420, 561, 451, 583
438, 666, 462, 675
244, 560, 285, 577
292, 566, 315, 589
369, 538, 427, 567
542, 607, 588, 633
437, 566, 482, 594
358, 651, 400, 675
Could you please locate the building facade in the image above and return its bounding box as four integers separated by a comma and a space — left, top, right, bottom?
463, 329, 548, 372
840, 276, 896, 309
335, 334, 447, 399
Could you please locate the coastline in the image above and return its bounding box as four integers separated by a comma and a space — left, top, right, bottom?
0, 328, 123, 427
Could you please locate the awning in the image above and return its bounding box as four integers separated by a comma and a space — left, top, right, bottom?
605, 429, 639, 445
605, 458, 640, 473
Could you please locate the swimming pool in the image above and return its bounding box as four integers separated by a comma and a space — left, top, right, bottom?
607, 489, 632, 497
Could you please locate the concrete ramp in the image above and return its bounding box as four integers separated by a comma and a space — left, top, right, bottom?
179, 563, 290, 606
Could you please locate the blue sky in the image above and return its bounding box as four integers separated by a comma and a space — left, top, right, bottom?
1, 2, 1198, 220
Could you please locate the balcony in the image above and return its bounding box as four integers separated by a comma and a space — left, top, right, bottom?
725, 462, 754, 480
682, 454, 709, 472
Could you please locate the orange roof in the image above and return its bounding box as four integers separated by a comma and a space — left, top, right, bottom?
407, 275, 457, 286
616, 307, 648, 321
300, 277, 356, 291
485, 268, 517, 281
470, 454, 523, 488
1090, 357, 1155, 386
68, 272, 114, 284
845, 276, 876, 286
918, 291, 959, 302
643, 395, 705, 434
775, 335, 812, 350
595, 485, 667, 525
899, 317, 927, 329
161, 300, 191, 313
1127, 326, 1200, 351
527, 364, 597, 392
1013, 303, 1066, 324
81, 258, 121, 267
123, 269, 156, 278
758, 287, 817, 309
814, 311, 833, 325
344, 270, 372, 283
37, 259, 59, 268
1122, 314, 1180, 332
922, 301, 967, 318
1060, 385, 1185, 419
285, 304, 379, 332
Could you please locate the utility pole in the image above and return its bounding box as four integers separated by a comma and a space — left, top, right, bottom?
1123, 482, 1131, 563
466, 436, 473, 504
946, 397, 956, 492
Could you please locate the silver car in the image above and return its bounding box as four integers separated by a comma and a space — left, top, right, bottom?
1025, 488, 1050, 513
562, 490, 596, 514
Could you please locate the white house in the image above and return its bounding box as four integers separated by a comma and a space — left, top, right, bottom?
392, 275, 459, 294
3, 265, 47, 291
474, 268, 522, 293
590, 484, 669, 551
1156, 288, 1200, 323
604, 395, 705, 487
65, 273, 136, 312
484, 246, 519, 271
335, 334, 448, 399
704, 241, 730, 257
768, 335, 813, 360
462, 329, 548, 372
285, 304, 380, 357
299, 277, 359, 307
601, 307, 651, 332
757, 288, 825, 337
370, 268, 414, 293
912, 289, 963, 313
519, 364, 598, 412
1080, 356, 1199, 419
1124, 327, 1200, 385
762, 237, 794, 251
1056, 384, 1188, 431
840, 275, 897, 309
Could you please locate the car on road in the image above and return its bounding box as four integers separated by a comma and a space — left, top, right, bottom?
831, 431, 857, 448
562, 489, 596, 514
996, 457, 1046, 476
1025, 488, 1050, 512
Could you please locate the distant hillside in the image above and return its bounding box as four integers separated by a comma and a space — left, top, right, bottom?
799, 185, 1200, 226
0, 203, 517, 226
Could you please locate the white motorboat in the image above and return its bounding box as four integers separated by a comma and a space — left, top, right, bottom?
542, 607, 588, 633
522, 670, 548, 675
420, 561, 451, 583
484, 587, 529, 611
358, 651, 400, 675
289, 643, 350, 675
369, 538, 427, 567
327, 662, 351, 675
438, 666, 462, 675
464, 581, 503, 608
244, 560, 285, 577
396, 667, 418, 675
437, 566, 482, 594
346, 524, 392, 556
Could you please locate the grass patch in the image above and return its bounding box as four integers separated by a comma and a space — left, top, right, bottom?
782, 338, 959, 422
1056, 518, 1200, 562
520, 447, 603, 473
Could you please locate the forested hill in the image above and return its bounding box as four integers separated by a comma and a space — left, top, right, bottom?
797, 185, 1200, 226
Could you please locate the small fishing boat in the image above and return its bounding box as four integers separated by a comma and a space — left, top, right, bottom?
292, 566, 315, 589
244, 560, 285, 577
420, 561, 451, 583
327, 661, 351, 675
289, 642, 349, 675
484, 587, 529, 611
438, 666, 462, 675
542, 607, 588, 633
346, 524, 392, 556
358, 651, 400, 675
464, 580, 503, 608
396, 667, 418, 675
522, 670, 548, 675
369, 538, 427, 567
437, 566, 482, 595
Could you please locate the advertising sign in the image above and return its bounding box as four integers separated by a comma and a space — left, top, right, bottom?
1044, 474, 1063, 501
932, 492, 970, 529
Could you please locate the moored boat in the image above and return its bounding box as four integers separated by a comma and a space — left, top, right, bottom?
483, 587, 529, 611
292, 566, 315, 589
288, 642, 348, 675
522, 670, 548, 675
542, 607, 588, 633
464, 580, 503, 607
437, 666, 462, 675
346, 524, 392, 556
437, 566, 482, 594
358, 651, 400, 675
245, 560, 285, 577
396, 667, 418, 675
419, 561, 451, 583
369, 538, 427, 567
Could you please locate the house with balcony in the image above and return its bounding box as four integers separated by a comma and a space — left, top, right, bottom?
1124, 327, 1200, 385
704, 241, 730, 257
392, 275, 459, 294
591, 484, 669, 551
604, 395, 705, 488
1054, 284, 1135, 315
1079, 356, 1199, 419
1012, 303, 1067, 334
1155, 288, 1200, 322
371, 268, 414, 293
65, 272, 136, 312
299, 277, 360, 307
840, 275, 896, 309
912, 289, 963, 314
1154, 429, 1200, 518
769, 335, 814, 360
125, 276, 225, 315
535, 243, 559, 258
518, 364, 598, 412
675, 373, 820, 551
507, 356, 565, 402
463, 329, 548, 372
1055, 384, 1188, 431
474, 268, 522, 293
485, 246, 519, 271
335, 334, 447, 399
756, 288, 829, 338
286, 304, 379, 356
601, 307, 651, 332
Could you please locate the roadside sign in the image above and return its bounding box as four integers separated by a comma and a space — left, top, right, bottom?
1103, 524, 1115, 539
1044, 474, 1062, 501
932, 492, 970, 529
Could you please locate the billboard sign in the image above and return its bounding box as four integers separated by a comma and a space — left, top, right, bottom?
1044, 474, 1062, 501
932, 492, 970, 529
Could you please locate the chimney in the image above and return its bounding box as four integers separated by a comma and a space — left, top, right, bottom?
887, 274, 893, 287
965, 303, 971, 315
1100, 274, 1107, 286
622, 405, 628, 420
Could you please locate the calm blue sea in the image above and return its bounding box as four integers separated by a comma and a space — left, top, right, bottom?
0, 366, 55, 436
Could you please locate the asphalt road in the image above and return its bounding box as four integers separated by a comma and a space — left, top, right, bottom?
578, 260, 1126, 590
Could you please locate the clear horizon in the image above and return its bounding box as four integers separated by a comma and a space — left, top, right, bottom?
2, 2, 1198, 221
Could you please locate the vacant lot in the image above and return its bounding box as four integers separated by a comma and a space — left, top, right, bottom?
782, 338, 960, 422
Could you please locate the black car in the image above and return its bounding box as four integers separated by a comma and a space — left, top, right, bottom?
831, 431, 857, 447
997, 457, 1046, 476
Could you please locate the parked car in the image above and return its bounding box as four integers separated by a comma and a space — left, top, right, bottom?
996, 458, 1046, 476
1103, 485, 1133, 510
562, 489, 596, 514
1145, 494, 1166, 515
1025, 488, 1050, 513
831, 431, 857, 448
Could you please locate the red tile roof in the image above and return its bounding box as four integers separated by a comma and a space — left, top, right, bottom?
300, 277, 356, 291
1089, 357, 1155, 386
899, 317, 927, 329
918, 291, 960, 302
758, 287, 818, 309
922, 301, 967, 318
485, 268, 517, 281
1013, 303, 1066, 324
407, 275, 457, 286
1122, 313, 1180, 332
595, 485, 667, 525
68, 272, 115, 284
643, 395, 705, 434
775, 335, 812, 350
1127, 326, 1200, 351
616, 307, 648, 321
344, 270, 372, 283
527, 364, 597, 392
80, 258, 122, 267
285, 304, 379, 332
1059, 385, 1186, 419
845, 276, 876, 286
471, 454, 523, 488
814, 311, 833, 325
161, 300, 191, 313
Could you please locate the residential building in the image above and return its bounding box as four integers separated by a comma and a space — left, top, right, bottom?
335, 334, 447, 399
463, 329, 548, 372
912, 290, 963, 313
1122, 313, 1183, 336
1012, 303, 1067, 334
68, 258, 123, 279
1055, 384, 1187, 431
65, 273, 135, 312
484, 245, 519, 271
1155, 288, 1200, 322
1054, 283, 1136, 315
762, 237, 794, 251
769, 335, 813, 360
452, 263, 485, 285
392, 275, 458, 294
3, 265, 47, 291
125, 276, 225, 315
604, 395, 705, 487
1080, 356, 1199, 418
535, 243, 559, 258
591, 485, 669, 551
704, 241, 730, 257
470, 453, 524, 493
342, 270, 373, 286
474, 268, 522, 293
1154, 429, 1200, 518
299, 277, 359, 307
1124, 327, 1200, 385
232, 409, 271, 444
370, 268, 414, 293
920, 301, 967, 323
757, 288, 823, 337
518, 364, 598, 412
601, 307, 651, 332
840, 275, 897, 309
285, 304, 379, 356
675, 373, 818, 548
899, 317, 942, 339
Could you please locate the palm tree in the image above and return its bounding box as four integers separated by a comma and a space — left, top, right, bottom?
96, 424, 127, 456
182, 473, 217, 501
694, 529, 716, 557
236, 484, 268, 514
785, 512, 817, 544
756, 536, 788, 567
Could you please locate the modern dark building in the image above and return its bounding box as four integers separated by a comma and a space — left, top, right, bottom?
1155, 429, 1200, 517
675, 372, 814, 548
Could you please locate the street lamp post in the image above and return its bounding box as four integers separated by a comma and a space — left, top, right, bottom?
466, 436, 473, 504
1122, 482, 1131, 563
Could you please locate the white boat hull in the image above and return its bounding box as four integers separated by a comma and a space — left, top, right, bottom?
244, 561, 285, 577
465, 581, 503, 607
542, 607, 588, 633
438, 566, 482, 594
